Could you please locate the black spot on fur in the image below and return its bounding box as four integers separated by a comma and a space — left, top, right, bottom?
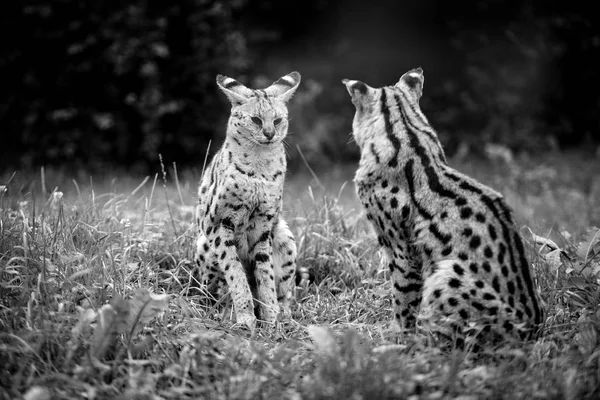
255, 253, 269, 263
507, 281, 515, 294
460, 207, 473, 219
401, 206, 410, 219
484, 246, 494, 258
498, 244, 506, 264
453, 263, 465, 276
483, 293, 496, 301
488, 225, 497, 240
492, 276, 501, 293
469, 235, 481, 249
449, 278, 462, 288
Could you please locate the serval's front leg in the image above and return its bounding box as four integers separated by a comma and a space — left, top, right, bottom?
208, 223, 256, 330
388, 203, 423, 332
249, 218, 279, 325
195, 232, 224, 298
272, 218, 297, 319
388, 240, 423, 332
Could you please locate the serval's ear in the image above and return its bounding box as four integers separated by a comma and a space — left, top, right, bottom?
396, 67, 424, 99
216, 75, 254, 106
341, 79, 377, 112
264, 71, 301, 102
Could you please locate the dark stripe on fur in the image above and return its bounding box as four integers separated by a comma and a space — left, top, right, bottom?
380, 89, 401, 167
405, 159, 433, 220
398, 102, 458, 199
396, 90, 446, 163
428, 224, 452, 245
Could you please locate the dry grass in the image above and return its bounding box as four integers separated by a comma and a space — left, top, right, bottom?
1, 151, 600, 399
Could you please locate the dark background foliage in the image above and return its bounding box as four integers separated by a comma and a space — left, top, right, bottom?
1, 0, 598, 173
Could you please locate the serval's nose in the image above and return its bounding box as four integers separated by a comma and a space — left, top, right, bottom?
264, 129, 275, 140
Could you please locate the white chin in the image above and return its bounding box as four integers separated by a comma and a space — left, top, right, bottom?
258, 138, 278, 145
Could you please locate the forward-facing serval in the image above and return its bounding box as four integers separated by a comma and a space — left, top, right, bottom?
195, 71, 303, 330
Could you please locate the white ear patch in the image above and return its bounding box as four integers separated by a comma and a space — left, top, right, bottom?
279, 75, 296, 86
216, 74, 251, 105
221, 77, 241, 89
222, 77, 235, 85
264, 72, 301, 101
342, 79, 369, 96
407, 72, 421, 80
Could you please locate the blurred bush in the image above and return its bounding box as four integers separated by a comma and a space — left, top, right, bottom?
0, 0, 598, 173
0, 0, 250, 171
435, 0, 600, 154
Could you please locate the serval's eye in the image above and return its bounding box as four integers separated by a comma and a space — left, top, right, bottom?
273, 118, 282, 126
251, 116, 263, 126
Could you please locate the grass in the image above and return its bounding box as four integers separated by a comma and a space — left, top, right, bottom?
1, 151, 600, 399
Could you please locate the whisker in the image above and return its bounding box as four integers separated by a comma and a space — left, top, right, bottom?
282, 141, 291, 159
347, 132, 356, 145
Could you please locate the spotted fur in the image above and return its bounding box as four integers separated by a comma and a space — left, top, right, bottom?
195, 71, 305, 330
342, 68, 544, 343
